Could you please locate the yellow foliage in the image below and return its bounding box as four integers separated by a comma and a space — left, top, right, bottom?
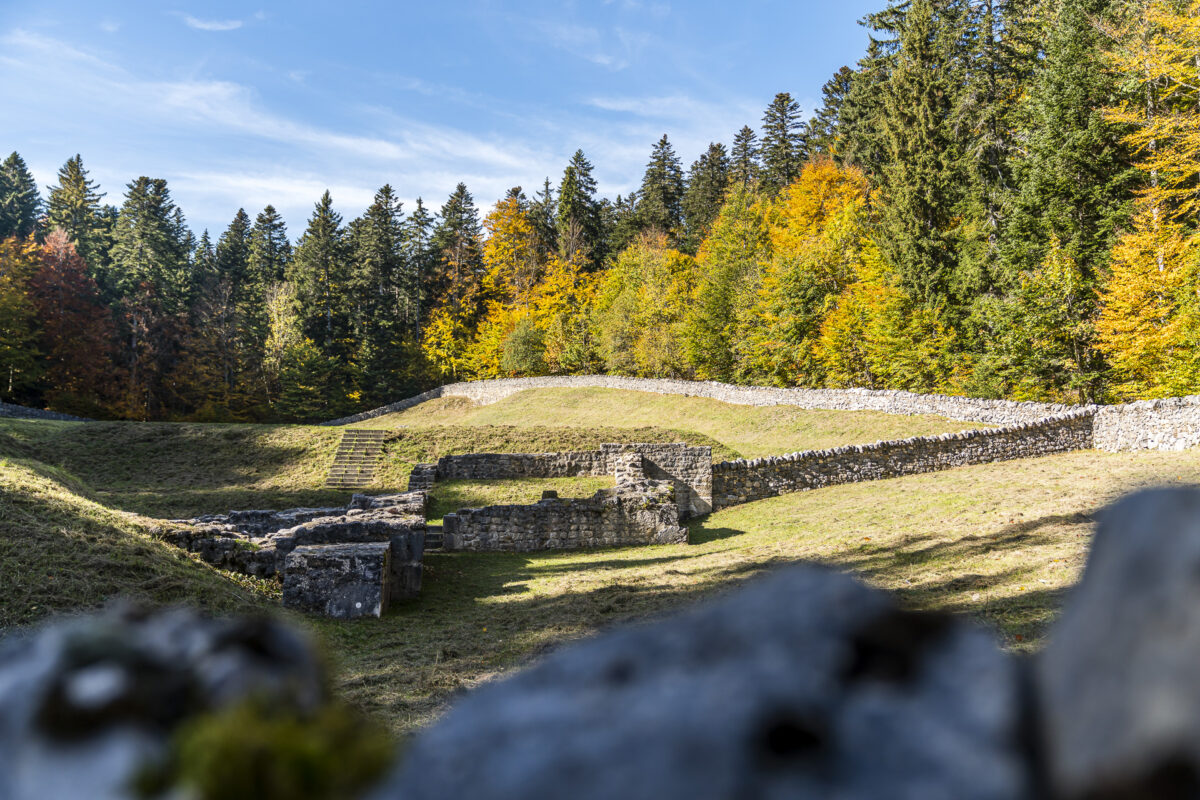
767, 157, 870, 253
482, 197, 541, 306
1097, 209, 1199, 398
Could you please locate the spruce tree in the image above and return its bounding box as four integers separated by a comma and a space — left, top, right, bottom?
876, 0, 963, 306
760, 92, 808, 194
406, 197, 435, 335
808, 67, 855, 157
840, 4, 907, 177
110, 177, 192, 311
636, 135, 685, 235
730, 126, 761, 188
430, 183, 485, 317
46, 155, 105, 265
556, 150, 603, 266
682, 142, 731, 253
288, 191, 351, 357
349, 184, 417, 402
0, 152, 41, 240
529, 178, 558, 261
248, 205, 291, 286
215, 209, 252, 296
1001, 0, 1133, 288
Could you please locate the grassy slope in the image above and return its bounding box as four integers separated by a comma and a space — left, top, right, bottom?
5, 389, 1198, 739
324, 448, 1200, 735
0, 448, 275, 629
366, 388, 987, 458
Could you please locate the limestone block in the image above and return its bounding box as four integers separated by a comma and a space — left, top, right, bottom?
283, 543, 390, 619
1038, 487, 1200, 798
373, 565, 1028, 800
0, 606, 325, 800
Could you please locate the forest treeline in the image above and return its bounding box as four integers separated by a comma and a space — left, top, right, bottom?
1, 0, 1198, 422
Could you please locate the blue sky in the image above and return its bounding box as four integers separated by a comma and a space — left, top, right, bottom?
1, 1, 882, 239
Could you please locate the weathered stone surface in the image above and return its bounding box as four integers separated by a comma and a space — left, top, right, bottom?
387, 530, 424, 603
712, 412, 1094, 509
375, 566, 1029, 800
282, 543, 391, 618
350, 490, 426, 516
441, 476, 686, 552
1037, 487, 1200, 799
0, 606, 325, 800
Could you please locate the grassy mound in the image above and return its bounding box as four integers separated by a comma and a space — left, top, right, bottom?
0, 451, 274, 630
365, 388, 987, 458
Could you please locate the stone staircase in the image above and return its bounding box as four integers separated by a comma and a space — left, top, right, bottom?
325, 429, 388, 489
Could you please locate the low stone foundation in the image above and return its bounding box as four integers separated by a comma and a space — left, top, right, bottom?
163, 491, 427, 618
283, 542, 391, 618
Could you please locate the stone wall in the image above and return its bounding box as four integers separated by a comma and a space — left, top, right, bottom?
325, 375, 1078, 427
433, 443, 712, 519
711, 411, 1094, 509
441, 453, 688, 552
435, 450, 610, 480
1093, 395, 1200, 451
0, 401, 90, 422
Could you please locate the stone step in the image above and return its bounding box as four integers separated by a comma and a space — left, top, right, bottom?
324, 429, 388, 489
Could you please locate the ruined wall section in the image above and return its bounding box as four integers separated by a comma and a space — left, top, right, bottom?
712, 412, 1094, 509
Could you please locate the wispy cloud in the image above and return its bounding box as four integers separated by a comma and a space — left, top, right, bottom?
99, 20, 120, 34
532, 20, 646, 71
183, 15, 243, 32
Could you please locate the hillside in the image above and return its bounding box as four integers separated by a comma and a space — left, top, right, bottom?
363, 387, 987, 458
2, 387, 1197, 737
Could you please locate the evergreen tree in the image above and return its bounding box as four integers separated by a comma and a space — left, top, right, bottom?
730, 126, 761, 188
193, 230, 216, 284
215, 209, 252, 297
406, 197, 435, 336
808, 67, 855, 157
840, 4, 908, 177
288, 191, 351, 357
636, 135, 686, 235
682, 142, 731, 253
556, 150, 603, 266
875, 0, 964, 306
46, 154, 105, 266
248, 205, 291, 286
109, 177, 192, 311
0, 152, 41, 240
991, 0, 1133, 394
760, 92, 809, 194
430, 183, 485, 318
350, 184, 419, 403
529, 178, 558, 261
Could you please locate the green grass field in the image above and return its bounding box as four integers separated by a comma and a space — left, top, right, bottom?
1, 388, 1194, 738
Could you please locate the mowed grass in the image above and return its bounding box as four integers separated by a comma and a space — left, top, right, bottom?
4, 388, 1199, 740
364, 388, 987, 458
426, 477, 615, 525
323, 448, 1200, 736
0, 452, 276, 630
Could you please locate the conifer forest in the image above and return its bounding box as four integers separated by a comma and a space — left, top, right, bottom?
2, 0, 1198, 422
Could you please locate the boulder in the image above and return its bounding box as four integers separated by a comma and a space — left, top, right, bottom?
1037, 487, 1200, 798
373, 565, 1030, 800
0, 606, 324, 800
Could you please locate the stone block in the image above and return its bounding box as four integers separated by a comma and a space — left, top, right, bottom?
282, 543, 390, 619
1038, 487, 1200, 798
372, 565, 1029, 800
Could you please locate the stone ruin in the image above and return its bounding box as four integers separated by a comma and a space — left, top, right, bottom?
13, 488, 1200, 798
163, 492, 427, 619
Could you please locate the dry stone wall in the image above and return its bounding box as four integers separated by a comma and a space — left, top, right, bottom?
328, 376, 1200, 454
433, 443, 712, 520
442, 477, 687, 553
0, 401, 90, 422
712, 411, 1094, 509
325, 375, 1077, 426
